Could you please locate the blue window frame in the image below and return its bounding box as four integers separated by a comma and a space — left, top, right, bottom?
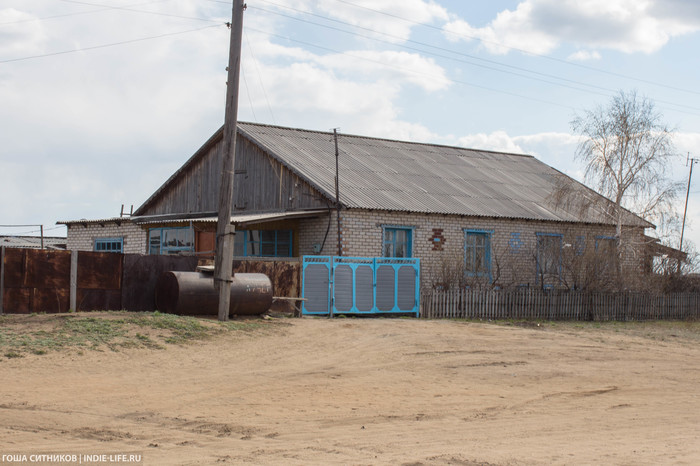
595, 235, 617, 271
94, 237, 123, 253
509, 232, 523, 253
595, 235, 617, 252
536, 233, 562, 282
234, 230, 293, 257
148, 227, 194, 255
382, 226, 412, 258
464, 230, 492, 278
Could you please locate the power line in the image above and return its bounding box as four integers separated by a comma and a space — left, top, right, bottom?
245, 25, 576, 112
0, 0, 171, 26
0, 23, 224, 64
0, 225, 66, 236
251, 3, 613, 96
244, 30, 276, 124
55, 0, 218, 24
329, 0, 700, 97
249, 2, 700, 116
241, 65, 258, 122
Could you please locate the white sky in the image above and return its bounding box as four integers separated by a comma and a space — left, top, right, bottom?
2, 0, 700, 256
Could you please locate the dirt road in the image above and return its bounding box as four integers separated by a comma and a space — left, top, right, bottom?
1, 317, 699, 465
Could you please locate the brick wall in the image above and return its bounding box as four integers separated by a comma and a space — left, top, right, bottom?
299, 209, 648, 290
298, 210, 341, 256
64, 210, 649, 291
66, 221, 147, 254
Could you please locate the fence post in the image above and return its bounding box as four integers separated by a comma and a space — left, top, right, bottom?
0, 246, 5, 315
70, 250, 78, 312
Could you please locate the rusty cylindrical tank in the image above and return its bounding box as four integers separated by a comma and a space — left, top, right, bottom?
155, 271, 273, 316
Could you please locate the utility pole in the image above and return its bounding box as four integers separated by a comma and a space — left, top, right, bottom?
333, 129, 342, 256
679, 155, 697, 273
214, 0, 245, 321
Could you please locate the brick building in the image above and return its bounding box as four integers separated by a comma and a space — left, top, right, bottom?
60, 122, 658, 290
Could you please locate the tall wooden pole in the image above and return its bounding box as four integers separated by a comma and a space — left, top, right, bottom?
679, 157, 696, 273
215, 0, 245, 321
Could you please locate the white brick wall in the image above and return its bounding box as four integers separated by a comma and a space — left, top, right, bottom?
298, 208, 647, 290
66, 221, 147, 254
65, 211, 647, 290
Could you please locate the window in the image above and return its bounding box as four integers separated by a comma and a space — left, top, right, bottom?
148, 227, 194, 255
595, 236, 618, 274
464, 230, 492, 278
536, 233, 562, 282
234, 230, 292, 257
382, 227, 412, 258
509, 232, 523, 253
595, 236, 617, 253
94, 237, 123, 253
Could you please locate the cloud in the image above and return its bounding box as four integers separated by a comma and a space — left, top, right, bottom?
238, 57, 438, 141
254, 0, 449, 43
513, 132, 581, 171
567, 50, 601, 61
456, 131, 526, 153
443, 0, 700, 55
315, 0, 449, 43
444, 2, 558, 55
0, 8, 46, 56
316, 50, 451, 92
673, 132, 700, 156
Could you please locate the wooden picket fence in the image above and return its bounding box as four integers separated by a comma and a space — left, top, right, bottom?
420, 288, 700, 321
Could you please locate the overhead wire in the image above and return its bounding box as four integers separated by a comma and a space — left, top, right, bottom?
330, 0, 700, 97
255, 0, 611, 92
247, 1, 700, 115
0, 23, 224, 64
251, 3, 614, 97
245, 25, 576, 112
4, 0, 698, 116
241, 63, 259, 122
244, 30, 277, 124
55, 0, 219, 23
0, 225, 66, 236
0, 0, 171, 26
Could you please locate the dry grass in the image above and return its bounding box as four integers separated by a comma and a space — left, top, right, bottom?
0, 311, 278, 359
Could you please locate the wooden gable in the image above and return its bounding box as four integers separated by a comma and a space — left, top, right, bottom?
135, 130, 329, 217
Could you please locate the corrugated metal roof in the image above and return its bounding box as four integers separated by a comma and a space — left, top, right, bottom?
132, 210, 328, 226
238, 122, 650, 227
0, 236, 67, 250
57, 217, 131, 226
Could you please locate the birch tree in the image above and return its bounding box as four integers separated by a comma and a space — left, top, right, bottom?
570, 90, 680, 281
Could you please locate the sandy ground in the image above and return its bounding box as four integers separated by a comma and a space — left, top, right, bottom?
1, 317, 699, 466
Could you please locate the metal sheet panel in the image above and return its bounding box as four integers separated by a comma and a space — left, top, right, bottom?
301, 258, 331, 314
376, 265, 395, 312
333, 264, 353, 313
397, 266, 416, 311
355, 265, 374, 312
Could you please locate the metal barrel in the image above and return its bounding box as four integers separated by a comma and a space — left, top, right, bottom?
155, 271, 273, 316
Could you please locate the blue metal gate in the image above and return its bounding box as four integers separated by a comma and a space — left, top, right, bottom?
301, 256, 420, 316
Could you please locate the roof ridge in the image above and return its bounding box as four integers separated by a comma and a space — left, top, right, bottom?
237, 121, 535, 159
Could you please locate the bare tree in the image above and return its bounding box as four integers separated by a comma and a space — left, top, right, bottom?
570, 90, 681, 282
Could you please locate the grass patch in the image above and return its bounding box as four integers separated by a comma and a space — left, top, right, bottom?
0, 312, 279, 359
